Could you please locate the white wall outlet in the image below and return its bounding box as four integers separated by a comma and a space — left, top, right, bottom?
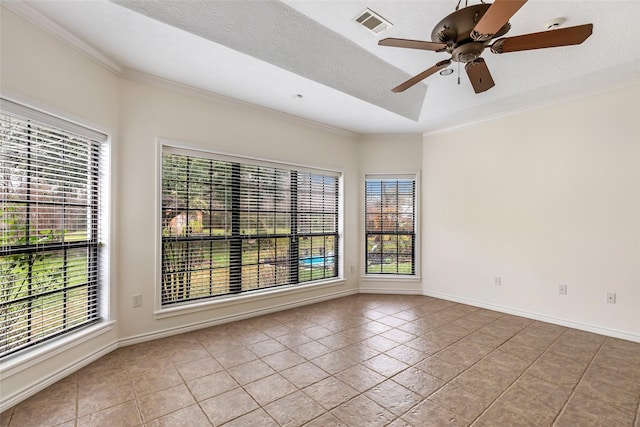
494, 276, 501, 286
606, 292, 616, 304
350, 265, 355, 274
559, 284, 567, 295
132, 294, 142, 307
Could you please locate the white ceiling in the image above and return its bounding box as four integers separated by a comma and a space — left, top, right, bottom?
7, 0, 640, 134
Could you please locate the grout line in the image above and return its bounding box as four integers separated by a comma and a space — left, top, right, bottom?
550, 333, 608, 426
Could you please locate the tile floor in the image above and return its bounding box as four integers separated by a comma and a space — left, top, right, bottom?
2, 294, 639, 426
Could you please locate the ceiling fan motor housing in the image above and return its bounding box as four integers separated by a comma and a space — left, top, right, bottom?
452, 42, 485, 63
432, 4, 511, 53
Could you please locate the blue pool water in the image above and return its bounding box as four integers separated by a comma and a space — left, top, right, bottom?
299, 256, 334, 267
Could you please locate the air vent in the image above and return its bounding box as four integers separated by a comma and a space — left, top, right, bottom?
354, 8, 392, 34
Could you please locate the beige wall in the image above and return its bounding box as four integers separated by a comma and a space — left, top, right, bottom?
116, 76, 360, 341
422, 82, 640, 340
1, 8, 121, 411
1, 8, 360, 410
357, 133, 424, 294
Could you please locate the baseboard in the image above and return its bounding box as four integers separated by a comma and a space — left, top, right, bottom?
423, 289, 640, 343
0, 342, 118, 413
119, 287, 358, 347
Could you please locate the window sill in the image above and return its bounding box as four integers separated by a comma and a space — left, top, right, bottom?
360, 275, 422, 282
0, 320, 116, 379
154, 278, 346, 319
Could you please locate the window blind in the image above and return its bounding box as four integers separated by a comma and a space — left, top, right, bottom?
0, 99, 104, 357
161, 147, 340, 305
365, 176, 416, 275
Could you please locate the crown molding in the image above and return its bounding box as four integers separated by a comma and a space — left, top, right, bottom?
2, 1, 122, 75
120, 68, 359, 138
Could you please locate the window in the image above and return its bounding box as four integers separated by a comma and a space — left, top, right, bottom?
365, 175, 416, 275
0, 99, 106, 358
161, 146, 340, 306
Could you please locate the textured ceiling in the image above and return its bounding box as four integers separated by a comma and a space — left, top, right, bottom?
7, 0, 640, 134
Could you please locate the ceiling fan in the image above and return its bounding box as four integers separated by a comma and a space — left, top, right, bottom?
378, 0, 593, 93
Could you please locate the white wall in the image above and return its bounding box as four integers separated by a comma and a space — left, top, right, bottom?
357, 134, 423, 294
422, 82, 640, 340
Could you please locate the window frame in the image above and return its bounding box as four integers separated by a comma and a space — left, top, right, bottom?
363, 173, 419, 278
0, 97, 109, 359
155, 140, 344, 314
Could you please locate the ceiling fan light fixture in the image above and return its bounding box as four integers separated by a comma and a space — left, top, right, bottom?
439, 68, 454, 76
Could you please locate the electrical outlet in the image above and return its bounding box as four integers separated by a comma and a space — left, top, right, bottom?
606, 292, 616, 304
350, 265, 355, 274
132, 294, 142, 307
494, 276, 501, 286
559, 284, 567, 295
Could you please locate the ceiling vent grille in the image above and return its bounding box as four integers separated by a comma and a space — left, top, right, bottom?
354, 8, 392, 34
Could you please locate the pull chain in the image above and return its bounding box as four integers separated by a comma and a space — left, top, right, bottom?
457, 61, 461, 85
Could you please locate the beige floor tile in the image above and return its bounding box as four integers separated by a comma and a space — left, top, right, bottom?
262, 348, 306, 371
362, 353, 410, 378
300, 325, 334, 340
428, 383, 495, 422
335, 364, 386, 392
226, 359, 275, 385
200, 387, 259, 425
8, 294, 640, 427
264, 391, 325, 427
414, 354, 466, 382
525, 352, 589, 388
384, 344, 426, 365
364, 379, 422, 416
473, 404, 538, 427
337, 343, 379, 363
330, 395, 395, 427
392, 366, 446, 397
221, 408, 278, 427
76, 400, 141, 427
243, 373, 297, 406
311, 351, 356, 375
399, 399, 469, 427
555, 392, 636, 426
137, 384, 195, 422
491, 374, 571, 425
131, 365, 183, 397
0, 409, 13, 427
245, 338, 287, 358
186, 371, 238, 402
174, 355, 223, 382
303, 412, 347, 427
275, 332, 314, 347
303, 377, 359, 410
10, 395, 76, 427
213, 347, 258, 369
281, 361, 330, 388
362, 335, 399, 352
78, 382, 135, 417
146, 404, 210, 426
293, 340, 332, 359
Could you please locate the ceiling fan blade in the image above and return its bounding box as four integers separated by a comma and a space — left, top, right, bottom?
465, 58, 495, 94
379, 38, 448, 52
392, 60, 452, 93
471, 0, 527, 41
491, 24, 593, 53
